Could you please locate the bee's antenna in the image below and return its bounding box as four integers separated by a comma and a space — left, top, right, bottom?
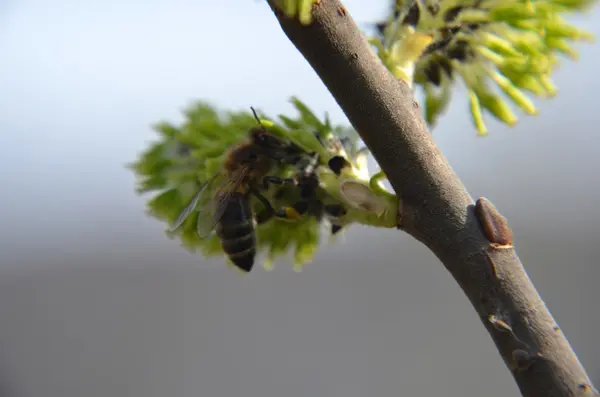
250, 106, 263, 126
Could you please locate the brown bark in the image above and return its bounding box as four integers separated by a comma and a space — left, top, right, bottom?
266, 1, 598, 396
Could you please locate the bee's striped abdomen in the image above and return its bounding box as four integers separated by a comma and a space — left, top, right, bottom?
215, 193, 256, 272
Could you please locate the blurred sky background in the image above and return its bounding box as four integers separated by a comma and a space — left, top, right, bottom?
1, 1, 599, 397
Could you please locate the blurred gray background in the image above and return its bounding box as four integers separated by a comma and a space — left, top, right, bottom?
1, 1, 599, 396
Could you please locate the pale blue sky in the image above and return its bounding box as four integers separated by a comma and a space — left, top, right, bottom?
2, 0, 598, 243
0, 1, 389, 235
1, 2, 599, 397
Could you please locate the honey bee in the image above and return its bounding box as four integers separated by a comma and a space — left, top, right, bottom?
170, 108, 310, 272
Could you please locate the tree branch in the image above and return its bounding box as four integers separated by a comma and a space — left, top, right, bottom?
266, 1, 598, 396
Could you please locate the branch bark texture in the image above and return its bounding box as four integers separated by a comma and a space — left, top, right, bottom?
267, 1, 597, 396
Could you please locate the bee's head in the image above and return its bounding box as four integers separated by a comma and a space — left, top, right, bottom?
249, 127, 286, 150
248, 106, 289, 150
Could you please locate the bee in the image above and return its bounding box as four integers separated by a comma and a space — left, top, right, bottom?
170, 108, 310, 272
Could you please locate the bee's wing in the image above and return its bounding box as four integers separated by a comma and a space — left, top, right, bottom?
169, 173, 220, 232
195, 166, 251, 238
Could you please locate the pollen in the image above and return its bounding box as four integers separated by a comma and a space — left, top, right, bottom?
284, 207, 301, 220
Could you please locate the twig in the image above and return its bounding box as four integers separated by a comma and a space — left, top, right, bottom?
266, 0, 598, 396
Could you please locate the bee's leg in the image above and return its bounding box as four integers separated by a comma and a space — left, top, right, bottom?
306, 199, 324, 222
257, 199, 310, 224
250, 187, 302, 225
253, 194, 278, 224
281, 168, 322, 221
286, 199, 343, 224
290, 183, 316, 217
